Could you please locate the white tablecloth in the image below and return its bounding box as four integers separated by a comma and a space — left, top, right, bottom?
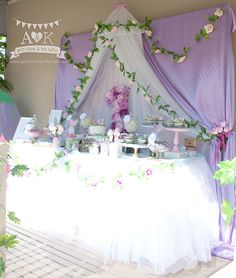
7, 143, 219, 274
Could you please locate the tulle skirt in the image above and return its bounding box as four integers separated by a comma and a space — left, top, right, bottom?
7, 153, 219, 274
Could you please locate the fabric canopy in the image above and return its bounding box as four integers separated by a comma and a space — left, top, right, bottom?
58, 6, 190, 130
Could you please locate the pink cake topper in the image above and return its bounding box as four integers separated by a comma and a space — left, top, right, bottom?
114, 2, 127, 9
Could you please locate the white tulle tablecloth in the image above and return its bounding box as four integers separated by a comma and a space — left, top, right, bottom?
7, 143, 219, 274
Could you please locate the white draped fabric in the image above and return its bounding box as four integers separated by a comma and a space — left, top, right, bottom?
75, 7, 191, 130
7, 143, 219, 275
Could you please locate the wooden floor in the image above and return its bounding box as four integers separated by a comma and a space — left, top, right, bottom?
6, 222, 104, 278
5, 222, 231, 278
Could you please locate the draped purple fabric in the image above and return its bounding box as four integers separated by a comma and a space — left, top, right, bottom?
54, 4, 236, 258
142, 3, 236, 259
143, 4, 235, 131
0, 102, 20, 140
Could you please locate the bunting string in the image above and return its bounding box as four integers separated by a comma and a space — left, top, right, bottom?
15, 19, 60, 29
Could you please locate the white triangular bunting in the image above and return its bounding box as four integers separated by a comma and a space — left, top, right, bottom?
38, 24, 42, 29
33, 24, 37, 29
43, 23, 48, 29
27, 23, 31, 29
54, 20, 59, 26
22, 22, 26, 28
16, 20, 21, 26
49, 22, 53, 28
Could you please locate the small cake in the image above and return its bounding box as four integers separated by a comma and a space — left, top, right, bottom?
163, 120, 174, 127
144, 115, 155, 125
173, 118, 186, 128
144, 115, 163, 125
155, 116, 163, 123
89, 125, 106, 135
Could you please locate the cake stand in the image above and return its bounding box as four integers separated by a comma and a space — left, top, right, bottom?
121, 143, 149, 158
163, 127, 189, 152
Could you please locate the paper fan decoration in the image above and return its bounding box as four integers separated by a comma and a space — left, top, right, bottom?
80, 113, 86, 120
123, 115, 131, 124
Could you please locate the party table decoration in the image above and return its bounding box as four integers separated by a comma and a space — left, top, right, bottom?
25, 128, 43, 144
144, 115, 163, 126
48, 123, 64, 148
124, 115, 138, 133
148, 132, 169, 158
80, 113, 93, 130
88, 119, 106, 135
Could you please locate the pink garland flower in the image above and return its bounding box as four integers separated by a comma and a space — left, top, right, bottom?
146, 168, 153, 176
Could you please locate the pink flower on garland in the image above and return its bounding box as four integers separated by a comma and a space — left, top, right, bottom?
106, 86, 130, 132
146, 168, 153, 176
62, 112, 68, 119
117, 179, 122, 185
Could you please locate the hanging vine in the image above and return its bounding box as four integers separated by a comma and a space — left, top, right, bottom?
62, 7, 225, 141
150, 7, 224, 62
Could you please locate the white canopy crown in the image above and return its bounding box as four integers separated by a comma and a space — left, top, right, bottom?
75, 5, 190, 131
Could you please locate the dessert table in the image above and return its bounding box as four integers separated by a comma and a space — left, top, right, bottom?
7, 142, 219, 275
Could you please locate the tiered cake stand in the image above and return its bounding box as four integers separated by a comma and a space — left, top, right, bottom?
163, 127, 189, 152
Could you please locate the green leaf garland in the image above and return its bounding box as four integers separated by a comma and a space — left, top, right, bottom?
62, 7, 225, 142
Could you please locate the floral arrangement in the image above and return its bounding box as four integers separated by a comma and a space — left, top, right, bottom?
48, 123, 64, 137
209, 121, 231, 158
106, 86, 130, 131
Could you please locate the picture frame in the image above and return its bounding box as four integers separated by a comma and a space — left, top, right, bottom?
13, 117, 33, 141
48, 110, 63, 125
